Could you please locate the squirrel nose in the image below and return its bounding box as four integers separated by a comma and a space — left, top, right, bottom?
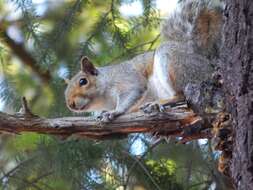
69, 101, 76, 109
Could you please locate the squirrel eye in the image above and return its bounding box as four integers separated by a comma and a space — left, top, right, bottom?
79, 78, 88, 86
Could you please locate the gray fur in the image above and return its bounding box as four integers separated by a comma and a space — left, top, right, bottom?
65, 0, 223, 122
162, 0, 223, 57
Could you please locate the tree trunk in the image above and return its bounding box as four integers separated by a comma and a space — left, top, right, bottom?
220, 0, 253, 189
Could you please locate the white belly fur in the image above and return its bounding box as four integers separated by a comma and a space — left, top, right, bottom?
149, 48, 176, 99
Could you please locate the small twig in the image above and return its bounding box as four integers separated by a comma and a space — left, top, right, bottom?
0, 157, 35, 181
109, 34, 160, 64
9, 176, 43, 190
16, 171, 54, 190
188, 180, 212, 189
21, 97, 32, 115
123, 150, 162, 190
148, 34, 161, 50
124, 139, 163, 187
19, 97, 38, 118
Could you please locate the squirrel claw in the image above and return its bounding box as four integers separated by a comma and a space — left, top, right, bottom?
140, 102, 165, 114
96, 110, 119, 124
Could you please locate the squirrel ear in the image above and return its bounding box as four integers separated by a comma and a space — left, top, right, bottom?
80, 56, 98, 75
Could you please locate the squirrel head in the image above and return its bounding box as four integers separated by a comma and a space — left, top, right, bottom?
65, 56, 99, 112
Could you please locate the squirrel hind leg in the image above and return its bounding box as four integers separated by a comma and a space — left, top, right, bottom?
140, 95, 186, 114
159, 95, 186, 107
140, 102, 166, 114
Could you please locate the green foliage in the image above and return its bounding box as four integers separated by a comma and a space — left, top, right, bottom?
145, 159, 183, 190
6, 134, 41, 153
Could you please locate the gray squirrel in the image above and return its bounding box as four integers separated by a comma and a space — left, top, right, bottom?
65, 0, 223, 122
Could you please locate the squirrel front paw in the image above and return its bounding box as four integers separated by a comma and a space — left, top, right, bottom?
97, 110, 122, 123
140, 102, 165, 114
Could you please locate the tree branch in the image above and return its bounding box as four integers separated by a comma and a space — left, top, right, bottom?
0, 23, 51, 84
0, 100, 213, 141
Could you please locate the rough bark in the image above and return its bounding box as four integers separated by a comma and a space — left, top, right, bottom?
0, 102, 213, 141
220, 0, 253, 189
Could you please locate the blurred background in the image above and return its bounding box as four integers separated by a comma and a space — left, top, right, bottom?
0, 0, 231, 189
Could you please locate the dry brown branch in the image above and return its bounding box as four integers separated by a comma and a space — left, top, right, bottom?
0, 98, 213, 141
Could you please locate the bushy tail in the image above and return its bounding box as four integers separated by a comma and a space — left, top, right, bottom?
162, 0, 223, 58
